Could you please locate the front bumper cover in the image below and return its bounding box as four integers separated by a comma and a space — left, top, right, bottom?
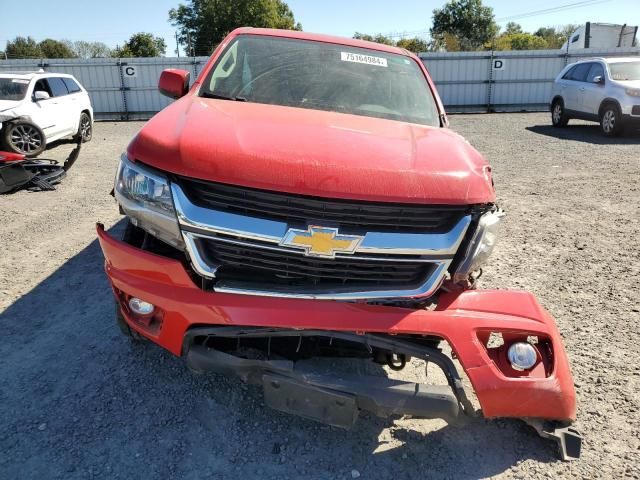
97, 224, 580, 458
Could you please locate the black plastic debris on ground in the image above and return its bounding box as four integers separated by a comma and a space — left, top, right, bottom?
0, 140, 81, 194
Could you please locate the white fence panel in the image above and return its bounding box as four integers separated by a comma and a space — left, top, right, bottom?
421, 47, 639, 112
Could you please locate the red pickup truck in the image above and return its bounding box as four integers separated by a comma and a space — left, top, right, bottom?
97, 28, 580, 459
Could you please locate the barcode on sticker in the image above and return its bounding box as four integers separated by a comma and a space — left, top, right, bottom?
340, 52, 387, 67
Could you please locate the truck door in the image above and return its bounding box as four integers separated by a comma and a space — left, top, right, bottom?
28, 79, 65, 138
563, 63, 591, 112
581, 63, 606, 117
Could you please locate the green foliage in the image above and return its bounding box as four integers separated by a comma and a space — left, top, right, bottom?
39, 39, 76, 58
431, 0, 499, 51
5, 36, 42, 58
353, 33, 395, 46
352, 33, 429, 54
494, 32, 548, 50
396, 37, 430, 54
72, 41, 112, 58
534, 24, 580, 49
504, 22, 522, 35
113, 33, 167, 58
169, 0, 302, 56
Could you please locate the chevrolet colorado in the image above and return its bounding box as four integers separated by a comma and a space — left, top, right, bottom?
97, 28, 581, 460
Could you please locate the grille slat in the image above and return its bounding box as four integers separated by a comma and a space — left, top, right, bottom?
176, 177, 467, 296
199, 237, 432, 287
178, 177, 468, 234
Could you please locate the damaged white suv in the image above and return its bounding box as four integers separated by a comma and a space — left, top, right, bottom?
0, 71, 93, 156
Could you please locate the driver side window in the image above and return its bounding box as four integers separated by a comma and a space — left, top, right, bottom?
586, 63, 604, 83
33, 79, 53, 99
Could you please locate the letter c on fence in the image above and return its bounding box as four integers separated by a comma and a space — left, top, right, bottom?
124, 66, 137, 77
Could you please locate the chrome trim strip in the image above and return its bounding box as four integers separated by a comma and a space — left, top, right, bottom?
197, 233, 443, 262
172, 183, 471, 256
182, 232, 220, 278
358, 216, 470, 256
172, 183, 287, 243
212, 261, 450, 300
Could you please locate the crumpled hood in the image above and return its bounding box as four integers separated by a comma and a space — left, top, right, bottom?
616, 79, 640, 89
0, 100, 21, 119
128, 96, 495, 205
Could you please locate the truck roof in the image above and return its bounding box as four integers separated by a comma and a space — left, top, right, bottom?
231, 27, 412, 57
0, 71, 76, 80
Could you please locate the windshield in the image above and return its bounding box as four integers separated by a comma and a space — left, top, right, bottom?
201, 35, 441, 127
609, 61, 640, 81
0, 78, 29, 101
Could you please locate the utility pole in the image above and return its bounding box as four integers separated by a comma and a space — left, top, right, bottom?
175, 31, 180, 57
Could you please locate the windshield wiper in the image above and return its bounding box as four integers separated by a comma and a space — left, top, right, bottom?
201, 92, 248, 102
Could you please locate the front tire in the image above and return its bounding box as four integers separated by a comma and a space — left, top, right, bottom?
551, 100, 569, 127
76, 112, 92, 143
2, 121, 46, 157
600, 104, 623, 137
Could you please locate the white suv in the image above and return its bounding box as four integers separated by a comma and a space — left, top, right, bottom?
550, 57, 640, 136
0, 71, 93, 156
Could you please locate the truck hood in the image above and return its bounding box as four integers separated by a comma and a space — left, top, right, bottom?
0, 100, 21, 114
128, 97, 495, 205
616, 79, 640, 88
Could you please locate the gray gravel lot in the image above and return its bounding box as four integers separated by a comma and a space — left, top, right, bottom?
1, 113, 639, 479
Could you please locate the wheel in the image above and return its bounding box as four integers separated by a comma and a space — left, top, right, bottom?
551, 100, 569, 127
2, 121, 46, 157
115, 301, 145, 343
76, 112, 92, 143
600, 104, 623, 137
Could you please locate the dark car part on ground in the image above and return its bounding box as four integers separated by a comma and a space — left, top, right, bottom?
0, 140, 81, 193
175, 325, 581, 461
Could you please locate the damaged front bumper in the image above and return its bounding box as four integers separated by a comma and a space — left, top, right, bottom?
97, 224, 581, 460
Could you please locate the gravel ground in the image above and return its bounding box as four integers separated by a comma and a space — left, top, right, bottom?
1, 113, 639, 479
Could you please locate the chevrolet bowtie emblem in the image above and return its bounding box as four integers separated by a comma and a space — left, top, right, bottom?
280, 226, 363, 258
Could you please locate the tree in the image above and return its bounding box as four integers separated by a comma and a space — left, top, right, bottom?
352, 33, 430, 54
353, 32, 395, 46
72, 41, 112, 58
431, 0, 498, 51
504, 22, 522, 35
113, 33, 166, 57
169, 0, 302, 56
396, 37, 430, 54
39, 39, 76, 58
5, 36, 42, 58
494, 32, 548, 50
533, 24, 579, 49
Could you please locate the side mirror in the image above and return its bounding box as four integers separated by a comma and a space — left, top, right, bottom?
158, 69, 190, 99
593, 75, 604, 84
33, 91, 50, 101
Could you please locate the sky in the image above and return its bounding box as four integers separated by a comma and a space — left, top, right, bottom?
1, 0, 639, 55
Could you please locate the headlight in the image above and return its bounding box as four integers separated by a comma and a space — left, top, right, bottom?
453, 209, 504, 283
625, 88, 640, 97
114, 154, 183, 248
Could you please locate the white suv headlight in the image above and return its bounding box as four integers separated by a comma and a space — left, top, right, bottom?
114, 155, 183, 248
625, 88, 640, 97
453, 209, 504, 283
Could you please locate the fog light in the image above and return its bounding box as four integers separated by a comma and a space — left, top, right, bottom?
128, 297, 155, 315
507, 342, 537, 371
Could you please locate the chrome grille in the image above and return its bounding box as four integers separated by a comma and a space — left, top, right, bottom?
172, 183, 472, 300
176, 176, 469, 234
196, 233, 436, 289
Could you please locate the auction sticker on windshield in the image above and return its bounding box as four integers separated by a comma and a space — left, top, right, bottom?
340, 52, 387, 67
